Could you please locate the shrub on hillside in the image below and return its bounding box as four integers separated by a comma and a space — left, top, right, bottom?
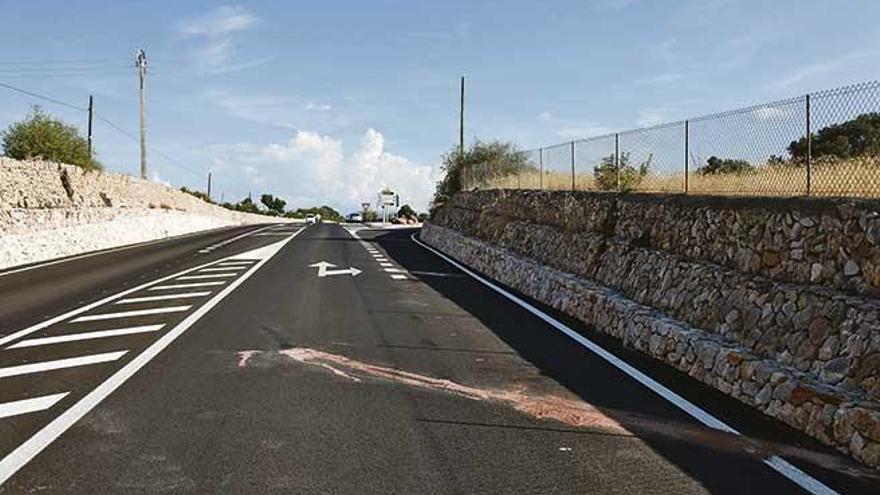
698, 156, 755, 175
433, 140, 531, 211
2, 106, 101, 171
789, 112, 880, 160
593, 152, 650, 191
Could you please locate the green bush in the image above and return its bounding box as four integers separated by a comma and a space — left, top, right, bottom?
789, 112, 880, 160
593, 152, 650, 191
698, 156, 755, 175
433, 140, 531, 211
2, 106, 101, 171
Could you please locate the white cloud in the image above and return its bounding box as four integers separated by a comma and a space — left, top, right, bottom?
178, 6, 265, 74
634, 72, 683, 85
304, 102, 332, 112
751, 106, 785, 120
539, 112, 610, 139
212, 129, 435, 213
179, 6, 258, 37
635, 107, 671, 127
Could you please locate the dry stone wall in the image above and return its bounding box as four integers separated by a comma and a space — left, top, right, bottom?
0, 158, 285, 268
424, 189, 880, 469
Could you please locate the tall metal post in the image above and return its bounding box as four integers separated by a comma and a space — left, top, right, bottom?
806, 94, 812, 196
684, 120, 689, 194
459, 76, 465, 156
539, 147, 544, 190
614, 133, 620, 192
87, 95, 94, 162
136, 49, 147, 180
207, 172, 212, 200
570, 141, 576, 191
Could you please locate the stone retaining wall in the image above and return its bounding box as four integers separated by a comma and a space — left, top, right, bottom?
0, 158, 285, 268
424, 189, 880, 469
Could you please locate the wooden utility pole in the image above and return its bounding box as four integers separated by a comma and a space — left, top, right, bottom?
206, 171, 212, 200
136, 49, 147, 179
459, 76, 465, 155
87, 95, 94, 161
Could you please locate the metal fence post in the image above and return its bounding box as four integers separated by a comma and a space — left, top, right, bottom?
570, 141, 576, 191
806, 93, 812, 196
614, 133, 620, 192
684, 120, 689, 194
539, 147, 544, 190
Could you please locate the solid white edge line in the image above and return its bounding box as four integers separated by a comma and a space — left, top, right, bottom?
71, 306, 191, 322
0, 228, 284, 348
0, 230, 300, 485
8, 325, 166, 349
0, 351, 128, 379
409, 232, 838, 495
115, 292, 212, 304
0, 393, 69, 420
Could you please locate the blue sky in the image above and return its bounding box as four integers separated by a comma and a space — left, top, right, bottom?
1, 0, 878, 211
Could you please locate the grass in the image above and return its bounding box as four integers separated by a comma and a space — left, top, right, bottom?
466, 156, 880, 198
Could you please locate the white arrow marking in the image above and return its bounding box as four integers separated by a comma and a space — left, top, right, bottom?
309, 261, 362, 278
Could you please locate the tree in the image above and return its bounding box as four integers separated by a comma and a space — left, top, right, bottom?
2, 106, 101, 170
397, 204, 416, 219
593, 152, 650, 191
433, 140, 531, 210
180, 187, 213, 203
233, 196, 260, 214
260, 193, 286, 214
788, 112, 880, 160
698, 156, 755, 175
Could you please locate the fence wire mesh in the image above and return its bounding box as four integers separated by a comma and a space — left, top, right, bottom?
463, 80, 880, 198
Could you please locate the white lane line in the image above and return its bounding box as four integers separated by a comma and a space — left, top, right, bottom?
197, 267, 244, 273
0, 351, 128, 379
0, 225, 263, 279
0, 394, 69, 419
0, 244, 271, 348
0, 234, 298, 486
148, 281, 226, 291
390, 274, 407, 280
194, 224, 281, 255
410, 233, 838, 495
216, 261, 254, 266
383, 268, 403, 273
176, 273, 237, 280
72, 306, 190, 322
115, 292, 211, 305
380, 263, 393, 267
8, 325, 166, 349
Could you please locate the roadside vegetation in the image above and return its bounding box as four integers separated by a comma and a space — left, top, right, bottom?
454, 112, 880, 197
1, 106, 101, 171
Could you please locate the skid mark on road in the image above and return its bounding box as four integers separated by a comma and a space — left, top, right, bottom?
237, 347, 880, 480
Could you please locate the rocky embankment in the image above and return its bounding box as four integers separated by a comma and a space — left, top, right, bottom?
424, 189, 880, 469
0, 158, 284, 269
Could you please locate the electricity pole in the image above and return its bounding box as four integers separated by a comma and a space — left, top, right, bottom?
459, 76, 465, 155
87, 95, 94, 161
206, 171, 212, 200
136, 49, 147, 180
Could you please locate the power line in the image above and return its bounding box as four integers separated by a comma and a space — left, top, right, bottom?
0, 80, 86, 111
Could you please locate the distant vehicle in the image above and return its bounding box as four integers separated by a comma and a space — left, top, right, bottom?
305, 214, 316, 225
347, 213, 363, 222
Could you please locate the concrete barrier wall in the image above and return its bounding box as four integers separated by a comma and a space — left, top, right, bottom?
424, 189, 880, 469
0, 158, 286, 269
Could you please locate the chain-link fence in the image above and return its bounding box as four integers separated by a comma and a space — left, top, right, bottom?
464, 80, 880, 198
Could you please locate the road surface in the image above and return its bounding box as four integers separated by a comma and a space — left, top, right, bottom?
0, 222, 876, 493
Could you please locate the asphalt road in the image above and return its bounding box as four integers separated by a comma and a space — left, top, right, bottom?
0, 222, 877, 494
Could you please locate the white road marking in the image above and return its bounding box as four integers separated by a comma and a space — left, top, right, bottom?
115, 292, 211, 304
0, 225, 261, 279
0, 351, 128, 379
72, 306, 191, 322
390, 274, 407, 280
216, 261, 254, 266
309, 261, 362, 278
380, 263, 393, 267
383, 268, 403, 273
197, 267, 244, 273
8, 325, 166, 349
196, 224, 283, 254
176, 273, 237, 280
410, 232, 838, 495
148, 281, 226, 291
0, 234, 299, 485
0, 394, 69, 419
